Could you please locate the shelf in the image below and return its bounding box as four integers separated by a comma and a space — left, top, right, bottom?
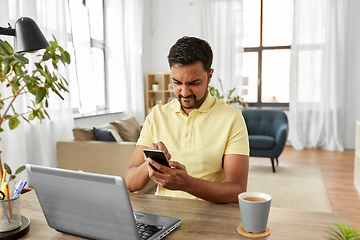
145, 73, 174, 116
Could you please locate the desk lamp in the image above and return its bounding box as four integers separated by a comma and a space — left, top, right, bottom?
0, 16, 49, 53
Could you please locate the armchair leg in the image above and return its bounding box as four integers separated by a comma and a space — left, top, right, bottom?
270, 158, 276, 173
276, 158, 279, 166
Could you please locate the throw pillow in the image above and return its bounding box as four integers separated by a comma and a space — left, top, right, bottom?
111, 117, 141, 142
98, 122, 120, 135
93, 127, 123, 142
73, 127, 96, 141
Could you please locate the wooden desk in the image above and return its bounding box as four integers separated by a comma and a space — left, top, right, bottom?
20, 190, 349, 239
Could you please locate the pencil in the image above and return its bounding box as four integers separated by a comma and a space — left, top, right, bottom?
1, 169, 7, 190
5, 183, 12, 218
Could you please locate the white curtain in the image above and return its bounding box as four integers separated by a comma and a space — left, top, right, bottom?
0, 0, 74, 182
191, 0, 244, 99
289, 0, 347, 151
105, 0, 145, 123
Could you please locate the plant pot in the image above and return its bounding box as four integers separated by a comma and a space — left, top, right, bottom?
152, 84, 159, 91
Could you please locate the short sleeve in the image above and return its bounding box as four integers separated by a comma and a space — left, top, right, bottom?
224, 111, 249, 156
136, 112, 154, 147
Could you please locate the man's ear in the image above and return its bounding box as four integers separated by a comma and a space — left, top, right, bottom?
208, 69, 214, 84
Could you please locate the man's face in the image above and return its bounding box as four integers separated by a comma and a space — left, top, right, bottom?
171, 61, 213, 114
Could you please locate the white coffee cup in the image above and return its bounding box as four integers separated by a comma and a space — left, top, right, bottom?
238, 192, 271, 234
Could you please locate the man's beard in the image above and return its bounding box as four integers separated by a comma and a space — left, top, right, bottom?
177, 89, 208, 110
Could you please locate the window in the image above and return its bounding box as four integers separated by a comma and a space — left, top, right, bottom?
242, 0, 293, 107
67, 0, 106, 114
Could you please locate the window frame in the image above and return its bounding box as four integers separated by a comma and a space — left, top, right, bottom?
70, 0, 107, 114
244, 0, 291, 108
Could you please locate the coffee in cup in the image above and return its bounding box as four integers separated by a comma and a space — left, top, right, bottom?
238, 192, 271, 234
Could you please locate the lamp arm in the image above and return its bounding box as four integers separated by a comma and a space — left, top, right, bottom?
0, 26, 16, 36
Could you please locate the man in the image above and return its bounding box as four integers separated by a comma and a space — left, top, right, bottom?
125, 36, 249, 203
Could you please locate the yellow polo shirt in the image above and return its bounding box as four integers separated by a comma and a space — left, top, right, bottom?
137, 94, 249, 199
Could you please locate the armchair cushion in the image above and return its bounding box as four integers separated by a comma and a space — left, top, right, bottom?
249, 135, 275, 149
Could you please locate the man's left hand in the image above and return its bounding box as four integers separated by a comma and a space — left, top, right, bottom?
145, 158, 191, 191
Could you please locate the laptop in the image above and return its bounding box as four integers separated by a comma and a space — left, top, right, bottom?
26, 164, 181, 240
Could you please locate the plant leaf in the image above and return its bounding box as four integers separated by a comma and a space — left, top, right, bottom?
3, 56, 12, 66
35, 87, 47, 104
4, 163, 12, 175
15, 166, 25, 174
0, 40, 12, 55
22, 115, 30, 123
42, 51, 52, 61
9, 117, 20, 130
64, 51, 71, 64
44, 109, 50, 119
29, 113, 35, 120
13, 54, 29, 64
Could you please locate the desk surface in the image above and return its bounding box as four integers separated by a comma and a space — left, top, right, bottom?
20, 190, 349, 240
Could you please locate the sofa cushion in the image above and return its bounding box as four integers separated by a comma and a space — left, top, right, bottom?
249, 135, 275, 149
111, 117, 141, 142
93, 127, 123, 142
73, 127, 96, 141
73, 123, 121, 141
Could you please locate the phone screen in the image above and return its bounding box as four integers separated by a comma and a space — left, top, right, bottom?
143, 149, 170, 172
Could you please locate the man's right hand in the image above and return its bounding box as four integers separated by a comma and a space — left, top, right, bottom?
125, 141, 171, 192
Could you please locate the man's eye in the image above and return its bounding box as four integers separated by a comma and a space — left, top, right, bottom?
189, 82, 200, 86
173, 81, 181, 85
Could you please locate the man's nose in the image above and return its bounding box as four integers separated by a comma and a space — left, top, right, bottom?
181, 84, 192, 97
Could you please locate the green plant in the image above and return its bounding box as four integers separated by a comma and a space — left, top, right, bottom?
153, 81, 159, 85
3, 163, 25, 181
209, 78, 248, 108
325, 222, 360, 240
0, 35, 70, 134
0, 35, 71, 173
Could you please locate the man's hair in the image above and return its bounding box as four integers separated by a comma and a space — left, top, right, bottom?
167, 36, 213, 72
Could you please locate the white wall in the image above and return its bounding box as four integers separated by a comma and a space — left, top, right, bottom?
142, 0, 193, 74
142, 0, 360, 149
345, 0, 360, 149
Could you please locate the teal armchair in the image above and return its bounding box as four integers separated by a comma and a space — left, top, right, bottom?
242, 109, 289, 172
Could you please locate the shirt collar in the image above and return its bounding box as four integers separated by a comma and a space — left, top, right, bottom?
171, 93, 216, 114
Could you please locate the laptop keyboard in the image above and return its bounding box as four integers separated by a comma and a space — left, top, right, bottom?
136, 222, 163, 239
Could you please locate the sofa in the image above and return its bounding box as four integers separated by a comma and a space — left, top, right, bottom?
56, 117, 156, 194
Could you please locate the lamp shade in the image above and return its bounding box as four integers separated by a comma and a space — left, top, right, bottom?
14, 17, 49, 53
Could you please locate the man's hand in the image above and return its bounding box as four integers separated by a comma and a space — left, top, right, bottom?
147, 154, 249, 203
145, 158, 190, 191
147, 141, 172, 161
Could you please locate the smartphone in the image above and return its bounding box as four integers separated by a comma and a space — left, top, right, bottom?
143, 149, 170, 172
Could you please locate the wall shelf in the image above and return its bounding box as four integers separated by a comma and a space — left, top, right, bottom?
145, 72, 175, 115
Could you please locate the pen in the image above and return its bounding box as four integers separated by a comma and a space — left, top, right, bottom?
11, 181, 24, 198
12, 181, 27, 199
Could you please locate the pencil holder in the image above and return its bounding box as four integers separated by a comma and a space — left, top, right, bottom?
0, 195, 21, 232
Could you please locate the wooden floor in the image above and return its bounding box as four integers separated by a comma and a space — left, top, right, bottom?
250, 146, 360, 229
